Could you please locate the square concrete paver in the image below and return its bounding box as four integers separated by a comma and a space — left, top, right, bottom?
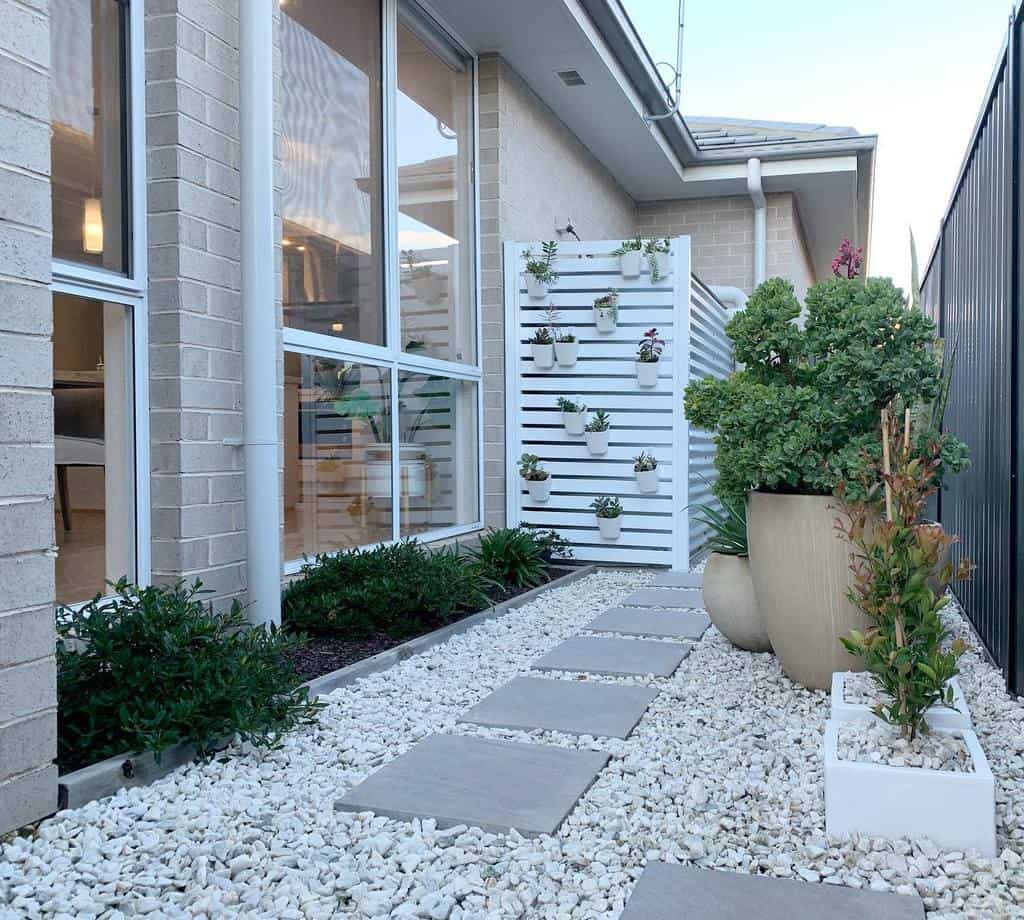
620, 864, 924, 920
335, 734, 609, 837
459, 676, 658, 739
587, 607, 710, 640
621, 587, 703, 609
650, 571, 702, 588
531, 636, 690, 677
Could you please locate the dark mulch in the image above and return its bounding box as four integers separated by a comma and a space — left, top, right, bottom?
287, 565, 577, 683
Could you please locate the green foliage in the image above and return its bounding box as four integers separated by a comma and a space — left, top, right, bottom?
591, 496, 623, 518
684, 275, 969, 504
522, 241, 559, 284
612, 235, 643, 255
470, 527, 547, 590
633, 450, 657, 472
282, 541, 491, 639
528, 326, 553, 345
557, 396, 586, 414
529, 528, 574, 561
637, 328, 665, 363
518, 452, 549, 481
837, 423, 973, 740
693, 497, 748, 556
57, 580, 322, 772
585, 409, 611, 432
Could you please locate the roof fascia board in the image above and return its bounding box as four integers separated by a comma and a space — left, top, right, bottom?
680, 154, 859, 187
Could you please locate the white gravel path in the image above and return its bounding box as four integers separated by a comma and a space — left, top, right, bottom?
1, 571, 1023, 919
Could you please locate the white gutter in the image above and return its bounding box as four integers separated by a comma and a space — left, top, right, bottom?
239, 1, 281, 628
710, 285, 748, 317
747, 157, 767, 287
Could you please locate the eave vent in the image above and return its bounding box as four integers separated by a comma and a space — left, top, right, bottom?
556, 69, 586, 87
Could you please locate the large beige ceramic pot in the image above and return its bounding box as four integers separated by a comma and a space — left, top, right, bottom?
746, 492, 870, 690
702, 553, 772, 652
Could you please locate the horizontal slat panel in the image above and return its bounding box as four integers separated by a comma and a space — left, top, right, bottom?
519, 374, 672, 393
517, 443, 674, 462
519, 359, 674, 377
519, 478, 677, 497
521, 510, 673, 529
522, 393, 676, 411
556, 545, 673, 565
520, 289, 674, 307
534, 525, 679, 548
520, 493, 672, 514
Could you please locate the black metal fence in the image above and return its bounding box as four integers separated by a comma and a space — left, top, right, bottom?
921, 7, 1024, 694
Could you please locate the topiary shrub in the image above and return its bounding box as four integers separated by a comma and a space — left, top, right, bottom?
57, 579, 322, 772
282, 540, 491, 638
684, 276, 968, 503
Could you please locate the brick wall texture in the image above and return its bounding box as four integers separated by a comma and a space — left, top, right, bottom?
146, 0, 247, 604
0, 0, 58, 833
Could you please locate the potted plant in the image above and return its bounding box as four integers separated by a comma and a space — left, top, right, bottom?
635, 327, 664, 388
528, 326, 555, 369
557, 396, 587, 435
402, 249, 446, 305
825, 420, 992, 855
555, 329, 579, 367
519, 453, 552, 503
522, 241, 558, 298
593, 291, 618, 333
591, 495, 623, 540
633, 450, 659, 493
693, 499, 771, 652
684, 261, 969, 690
584, 409, 611, 455
613, 235, 643, 278
645, 238, 672, 282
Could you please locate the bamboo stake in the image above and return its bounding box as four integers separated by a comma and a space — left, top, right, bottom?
881, 407, 893, 521
903, 407, 911, 456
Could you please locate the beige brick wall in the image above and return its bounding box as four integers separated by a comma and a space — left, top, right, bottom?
478, 55, 637, 528
637, 192, 817, 298
146, 0, 247, 604
0, 0, 58, 833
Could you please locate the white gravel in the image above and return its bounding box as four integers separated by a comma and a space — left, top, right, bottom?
1, 572, 1023, 918
836, 720, 974, 772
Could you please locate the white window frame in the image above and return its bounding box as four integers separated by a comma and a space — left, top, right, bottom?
51, 0, 150, 601
281, 0, 483, 575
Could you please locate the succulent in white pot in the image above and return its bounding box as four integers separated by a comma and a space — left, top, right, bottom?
554, 329, 579, 366
518, 453, 552, 503
635, 327, 664, 388
584, 409, 611, 456
593, 291, 619, 334
645, 237, 672, 281
521, 241, 558, 299
528, 326, 554, 369
633, 450, 659, 493
615, 236, 643, 278
557, 396, 587, 436
591, 495, 623, 540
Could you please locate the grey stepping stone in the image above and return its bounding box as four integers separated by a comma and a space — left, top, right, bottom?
335, 734, 608, 837
532, 636, 689, 677
587, 607, 710, 640
621, 863, 924, 920
459, 676, 658, 739
621, 587, 703, 609
650, 571, 703, 588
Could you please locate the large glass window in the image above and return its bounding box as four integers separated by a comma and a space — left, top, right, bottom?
280, 0, 386, 345
281, 0, 481, 567
51, 0, 128, 273
396, 18, 476, 364
53, 295, 136, 603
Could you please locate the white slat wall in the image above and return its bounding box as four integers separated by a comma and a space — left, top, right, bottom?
505, 237, 713, 569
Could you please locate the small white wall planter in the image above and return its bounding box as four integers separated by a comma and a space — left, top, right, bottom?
636, 468, 659, 493
525, 476, 552, 502
654, 251, 672, 278
597, 516, 622, 540
585, 430, 609, 455
531, 343, 554, 369
831, 672, 972, 731
563, 410, 586, 436
594, 306, 617, 333
555, 340, 579, 366
620, 250, 642, 277
524, 274, 548, 299
824, 719, 996, 856
636, 360, 659, 388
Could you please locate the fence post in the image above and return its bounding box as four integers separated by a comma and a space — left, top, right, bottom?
673, 237, 692, 570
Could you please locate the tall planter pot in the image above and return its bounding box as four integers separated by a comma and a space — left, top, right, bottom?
702, 553, 771, 652
747, 492, 870, 690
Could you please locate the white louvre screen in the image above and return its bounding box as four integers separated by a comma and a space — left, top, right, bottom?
504, 237, 732, 569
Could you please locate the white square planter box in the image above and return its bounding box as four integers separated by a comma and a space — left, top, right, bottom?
831, 672, 971, 731
824, 719, 996, 856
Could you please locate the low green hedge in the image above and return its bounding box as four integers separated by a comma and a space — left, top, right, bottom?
57, 579, 323, 773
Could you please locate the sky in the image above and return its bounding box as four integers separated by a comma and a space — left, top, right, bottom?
622, 0, 1013, 294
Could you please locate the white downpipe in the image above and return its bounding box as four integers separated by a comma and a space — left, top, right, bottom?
710, 285, 748, 316
747, 157, 767, 288
240, 0, 281, 628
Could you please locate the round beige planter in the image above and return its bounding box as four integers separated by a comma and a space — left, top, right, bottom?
702, 553, 771, 652
747, 492, 870, 690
